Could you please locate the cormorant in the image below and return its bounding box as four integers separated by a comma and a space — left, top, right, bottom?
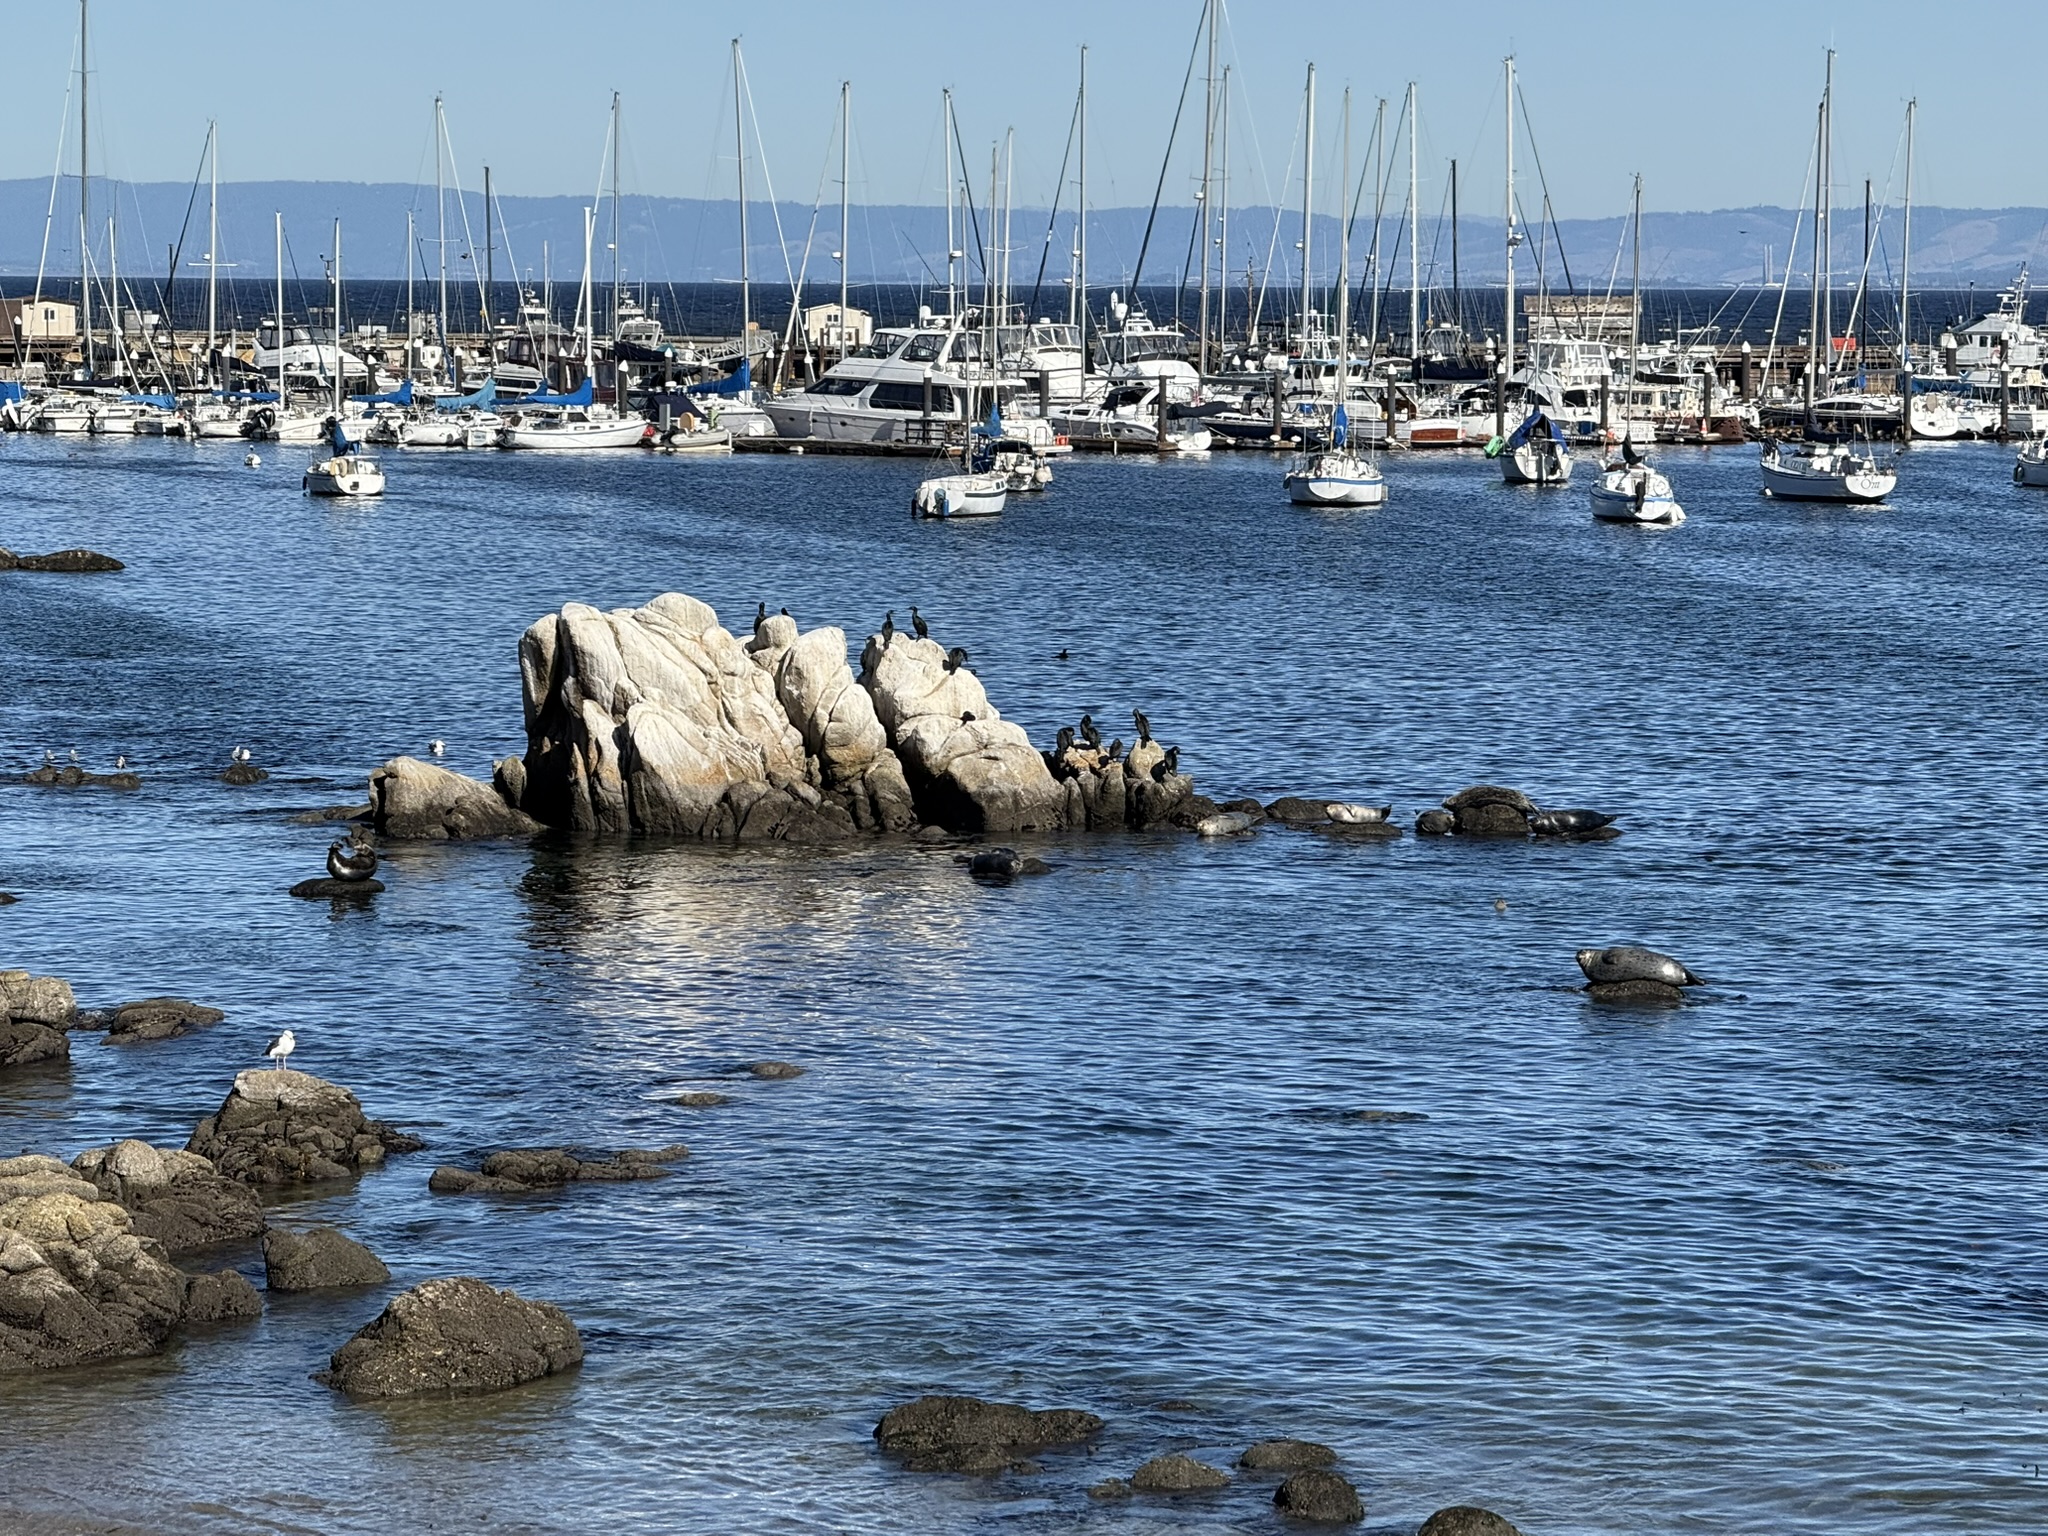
882, 611, 896, 643
1106, 738, 1123, 761
961, 710, 976, 723
1055, 648, 1069, 661
755, 601, 768, 633
1133, 709, 1151, 744
911, 606, 930, 640
1162, 745, 1180, 776
1056, 726, 1075, 754
1078, 714, 1102, 750
944, 646, 969, 673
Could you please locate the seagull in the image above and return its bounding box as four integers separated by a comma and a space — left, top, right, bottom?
245, 452, 261, 467
41, 750, 55, 769
911, 606, 930, 640
264, 1029, 297, 1071
943, 645, 968, 673
231, 745, 252, 764
67, 748, 79, 765
114, 754, 127, 769
428, 739, 446, 757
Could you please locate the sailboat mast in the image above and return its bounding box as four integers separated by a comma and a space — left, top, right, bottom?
206, 121, 218, 373
1217, 64, 1230, 354
274, 210, 285, 402
1901, 98, 1916, 374
1450, 158, 1460, 336
1077, 51, 1088, 354
1408, 83, 1419, 360
1503, 55, 1515, 381
484, 164, 494, 336
1003, 129, 1015, 322
581, 204, 595, 382
944, 90, 957, 319
1337, 89, 1350, 406
1821, 49, 1834, 388
332, 218, 342, 418
108, 214, 120, 379
79, 0, 92, 378
1367, 96, 1383, 361
1629, 174, 1641, 387
733, 40, 749, 357
406, 210, 415, 378
1807, 91, 1822, 419
1196, 0, 1215, 377
1300, 63, 1314, 356
610, 92, 621, 345
840, 81, 850, 348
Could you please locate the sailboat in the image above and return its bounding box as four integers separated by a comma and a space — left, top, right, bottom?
496, 207, 648, 449
1280, 77, 1385, 510
913, 405, 1010, 518
303, 221, 384, 496
1590, 176, 1680, 525
1498, 407, 1573, 484
246, 213, 328, 442
1759, 439, 1895, 502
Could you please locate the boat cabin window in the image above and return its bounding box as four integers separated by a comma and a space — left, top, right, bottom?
949, 334, 983, 362
848, 334, 901, 360
901, 333, 948, 363
805, 377, 866, 396
870, 381, 954, 412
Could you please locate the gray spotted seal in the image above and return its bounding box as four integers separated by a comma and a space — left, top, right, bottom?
1325, 803, 1392, 824
1530, 808, 1616, 836
1576, 945, 1704, 987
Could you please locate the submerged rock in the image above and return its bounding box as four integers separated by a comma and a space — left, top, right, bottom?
186, 1069, 423, 1186
667, 1091, 731, 1108
1240, 1439, 1338, 1471
1585, 978, 1687, 1006
22, 763, 141, 789
11, 548, 124, 573
320, 1276, 583, 1398
289, 876, 385, 899
1274, 1469, 1364, 1523
746, 1061, 805, 1080
0, 1159, 189, 1371
103, 997, 226, 1043
71, 1140, 263, 1255
1129, 1452, 1230, 1492
1265, 796, 1339, 824
428, 1144, 688, 1195
221, 762, 270, 785
874, 1393, 1103, 1474
371, 756, 540, 840
0, 1016, 67, 1069
263, 1226, 390, 1290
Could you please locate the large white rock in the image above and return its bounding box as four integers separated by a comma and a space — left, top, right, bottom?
859, 634, 1066, 832
776, 627, 916, 831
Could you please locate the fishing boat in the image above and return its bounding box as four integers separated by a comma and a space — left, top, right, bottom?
1283, 405, 1385, 507
1590, 441, 1684, 524
1497, 406, 1573, 485
1760, 439, 1896, 502
2014, 436, 2048, 487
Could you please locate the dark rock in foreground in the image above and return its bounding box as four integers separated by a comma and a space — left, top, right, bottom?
667, 1091, 730, 1108
874, 1393, 1103, 1474
183, 1268, 262, 1323
746, 1060, 805, 1080
1274, 1469, 1364, 1523
0, 1016, 67, 1068
1130, 1452, 1230, 1492
264, 1226, 391, 1290
22, 763, 141, 789
187, 1069, 423, 1186
1586, 978, 1686, 1006
0, 1157, 189, 1371
71, 1140, 263, 1255
320, 1276, 583, 1398
1241, 1439, 1338, 1471
103, 997, 226, 1043
290, 877, 385, 899
8, 548, 125, 572
221, 763, 270, 785
429, 1144, 688, 1195
1419, 1508, 1523, 1536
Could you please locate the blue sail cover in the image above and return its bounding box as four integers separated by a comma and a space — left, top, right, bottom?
329, 417, 352, 455
1332, 403, 1350, 449
353, 380, 413, 406
120, 393, 177, 410
0, 381, 22, 405
1504, 408, 1562, 449
688, 358, 751, 397
973, 401, 1002, 436
519, 378, 594, 408
435, 378, 497, 412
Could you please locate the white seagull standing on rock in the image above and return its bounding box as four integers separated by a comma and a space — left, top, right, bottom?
232, 745, 252, 764
264, 1030, 296, 1071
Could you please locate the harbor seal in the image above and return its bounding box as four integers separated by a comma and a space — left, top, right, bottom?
1325, 803, 1392, 823
959, 848, 1051, 881
1194, 812, 1255, 838
1415, 808, 1455, 836
1529, 808, 1616, 836
326, 833, 379, 884
1575, 945, 1704, 987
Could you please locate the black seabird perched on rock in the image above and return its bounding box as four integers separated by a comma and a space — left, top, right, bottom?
1079, 714, 1102, 750
755, 601, 767, 634
1106, 739, 1123, 761
1056, 726, 1076, 754
1162, 746, 1180, 776
882, 611, 896, 643
961, 711, 976, 723
1133, 709, 1152, 745
911, 606, 930, 640
943, 646, 969, 673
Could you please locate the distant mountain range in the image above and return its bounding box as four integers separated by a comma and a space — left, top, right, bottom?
5, 178, 2047, 290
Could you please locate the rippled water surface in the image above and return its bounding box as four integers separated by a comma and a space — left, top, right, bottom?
2, 433, 2045, 1534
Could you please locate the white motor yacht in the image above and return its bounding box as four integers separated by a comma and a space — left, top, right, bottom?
764, 315, 999, 444
1759, 440, 1896, 503
1591, 447, 1685, 525
1050, 382, 1212, 453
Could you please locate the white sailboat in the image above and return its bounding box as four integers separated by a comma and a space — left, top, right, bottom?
1590, 177, 1679, 525
1498, 408, 1573, 485
2013, 437, 2048, 487
913, 407, 1009, 518
1760, 440, 1895, 502
496, 208, 647, 450
303, 222, 384, 497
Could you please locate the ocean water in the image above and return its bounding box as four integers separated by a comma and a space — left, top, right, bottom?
0, 432, 2044, 1535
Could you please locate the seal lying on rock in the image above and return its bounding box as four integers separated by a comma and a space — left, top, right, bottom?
1194, 811, 1255, 837
1529, 808, 1616, 836
1326, 803, 1391, 824
327, 830, 379, 882
1577, 945, 1705, 1005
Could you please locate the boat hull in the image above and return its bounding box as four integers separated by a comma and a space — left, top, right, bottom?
1760, 462, 1896, 502
497, 418, 648, 450
912, 473, 1007, 519
1501, 442, 1574, 485
303, 455, 386, 496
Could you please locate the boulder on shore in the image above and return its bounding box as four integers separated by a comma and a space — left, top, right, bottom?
1418, 1508, 1523, 1536
0, 1157, 189, 1371
1, 970, 78, 1026
182, 1268, 262, 1324
320, 1276, 583, 1398
290, 877, 385, 899
428, 1144, 689, 1195
0, 1016, 67, 1069
1129, 1452, 1230, 1492
1274, 1469, 1365, 1523
874, 1393, 1104, 1474
102, 997, 226, 1043
263, 1226, 391, 1290
71, 1140, 263, 1255
370, 755, 540, 840
186, 1069, 424, 1186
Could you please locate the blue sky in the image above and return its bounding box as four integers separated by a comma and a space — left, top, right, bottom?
1, 1, 2028, 219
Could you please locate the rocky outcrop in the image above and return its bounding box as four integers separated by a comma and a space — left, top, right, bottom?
1, 1016, 67, 1069
186, 1069, 423, 1186
772, 622, 918, 831
182, 1268, 262, 1323
22, 763, 141, 788
1045, 735, 1196, 831
1419, 1508, 1523, 1536
428, 1144, 688, 1195
101, 997, 226, 1043
1129, 1452, 1230, 1492
2, 970, 77, 1026
0, 1157, 189, 1371
71, 1140, 263, 1255
1273, 1469, 1364, 1523
321, 1276, 583, 1398
874, 1394, 1103, 1474
370, 756, 540, 840
263, 1226, 390, 1290
290, 877, 385, 899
